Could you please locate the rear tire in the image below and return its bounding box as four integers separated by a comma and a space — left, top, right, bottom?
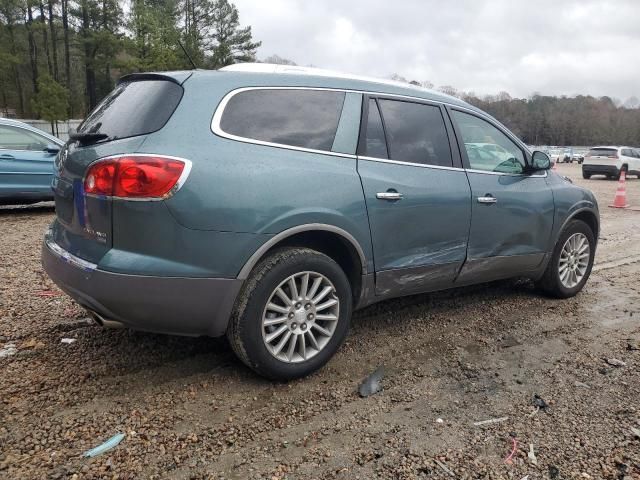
537, 220, 595, 298
582, 171, 591, 179
227, 247, 352, 380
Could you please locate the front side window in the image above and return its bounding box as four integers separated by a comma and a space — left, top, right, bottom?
452, 110, 525, 174
219, 89, 346, 151
377, 99, 452, 167
0, 125, 49, 151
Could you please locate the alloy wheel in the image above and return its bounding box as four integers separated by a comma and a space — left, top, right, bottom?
261, 271, 340, 363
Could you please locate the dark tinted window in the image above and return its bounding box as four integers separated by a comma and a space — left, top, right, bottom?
364, 99, 388, 158
78, 80, 183, 140
621, 148, 632, 157
378, 100, 452, 167
220, 89, 346, 151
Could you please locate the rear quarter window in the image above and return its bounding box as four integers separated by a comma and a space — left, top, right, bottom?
78, 80, 183, 140
218, 89, 346, 151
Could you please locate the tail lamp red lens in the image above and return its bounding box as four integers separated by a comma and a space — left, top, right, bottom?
84, 155, 188, 198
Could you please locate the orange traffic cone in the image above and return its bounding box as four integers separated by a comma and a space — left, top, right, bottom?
609, 170, 629, 209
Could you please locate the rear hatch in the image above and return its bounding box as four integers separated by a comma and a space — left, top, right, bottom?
51, 76, 185, 263
584, 147, 618, 165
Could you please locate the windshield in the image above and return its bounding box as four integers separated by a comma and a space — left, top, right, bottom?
78, 80, 183, 141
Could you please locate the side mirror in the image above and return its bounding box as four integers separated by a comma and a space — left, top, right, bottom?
531, 151, 551, 170
44, 144, 60, 154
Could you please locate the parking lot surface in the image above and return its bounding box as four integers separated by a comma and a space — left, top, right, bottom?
1, 163, 639, 479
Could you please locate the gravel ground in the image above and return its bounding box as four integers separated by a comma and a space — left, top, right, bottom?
1, 163, 639, 479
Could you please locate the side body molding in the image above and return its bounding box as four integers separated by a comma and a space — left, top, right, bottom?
237, 223, 368, 280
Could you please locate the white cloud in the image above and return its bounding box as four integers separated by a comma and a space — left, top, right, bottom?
233, 0, 640, 100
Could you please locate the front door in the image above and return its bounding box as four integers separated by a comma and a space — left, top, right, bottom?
449, 109, 554, 284
0, 124, 55, 198
357, 97, 471, 296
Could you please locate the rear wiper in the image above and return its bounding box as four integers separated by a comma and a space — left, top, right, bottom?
68, 131, 109, 144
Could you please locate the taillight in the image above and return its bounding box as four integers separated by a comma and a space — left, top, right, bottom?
84, 155, 189, 199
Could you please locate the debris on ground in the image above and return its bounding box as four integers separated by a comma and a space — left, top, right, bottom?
0, 343, 18, 358
549, 465, 560, 478
605, 358, 626, 367
532, 393, 549, 411
61, 338, 77, 344
358, 366, 384, 397
527, 443, 538, 465
35, 290, 59, 297
20, 338, 45, 349
627, 339, 640, 351
436, 418, 444, 423
504, 436, 518, 464
631, 427, 640, 439
83, 433, 125, 458
473, 416, 509, 427
433, 458, 455, 477
574, 381, 591, 389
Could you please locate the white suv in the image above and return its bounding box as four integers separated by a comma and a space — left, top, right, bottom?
582, 146, 640, 180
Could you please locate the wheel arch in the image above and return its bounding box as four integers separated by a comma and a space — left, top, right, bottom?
560, 208, 599, 242
237, 224, 367, 302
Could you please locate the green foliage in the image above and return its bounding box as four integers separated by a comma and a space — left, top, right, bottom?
0, 0, 260, 116
30, 73, 69, 122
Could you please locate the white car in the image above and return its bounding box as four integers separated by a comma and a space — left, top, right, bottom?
582, 146, 640, 180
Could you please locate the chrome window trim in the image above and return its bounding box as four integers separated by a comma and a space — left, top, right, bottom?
82, 154, 193, 202
358, 155, 465, 172
211, 86, 537, 171
211, 86, 487, 159
466, 168, 548, 178
45, 229, 97, 271
359, 155, 547, 177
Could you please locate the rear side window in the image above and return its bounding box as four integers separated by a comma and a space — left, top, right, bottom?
621, 148, 632, 157
377, 99, 452, 167
219, 89, 346, 151
588, 148, 617, 157
78, 80, 183, 140
363, 99, 388, 159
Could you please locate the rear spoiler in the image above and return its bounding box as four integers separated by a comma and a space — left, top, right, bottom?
118, 71, 194, 86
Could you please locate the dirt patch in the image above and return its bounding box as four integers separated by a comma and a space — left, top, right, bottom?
1, 169, 639, 479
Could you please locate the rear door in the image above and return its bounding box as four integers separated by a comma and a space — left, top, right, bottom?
449, 108, 554, 284
0, 124, 55, 198
357, 97, 471, 296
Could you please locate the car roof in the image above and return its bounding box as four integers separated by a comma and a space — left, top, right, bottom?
144, 63, 481, 113
0, 118, 64, 145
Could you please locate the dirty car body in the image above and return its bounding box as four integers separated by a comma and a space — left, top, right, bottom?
42, 65, 600, 379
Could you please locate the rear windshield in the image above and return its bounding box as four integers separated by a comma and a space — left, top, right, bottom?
78, 80, 183, 140
219, 89, 346, 151
588, 148, 617, 157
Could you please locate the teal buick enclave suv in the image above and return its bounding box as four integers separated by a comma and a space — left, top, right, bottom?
42, 64, 599, 379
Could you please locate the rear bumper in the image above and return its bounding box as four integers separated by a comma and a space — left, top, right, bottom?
42, 231, 242, 337
582, 164, 618, 175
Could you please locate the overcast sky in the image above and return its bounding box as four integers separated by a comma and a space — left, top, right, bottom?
233, 0, 640, 101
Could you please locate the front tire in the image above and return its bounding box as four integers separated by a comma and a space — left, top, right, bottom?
582, 171, 591, 179
227, 247, 352, 380
537, 220, 595, 298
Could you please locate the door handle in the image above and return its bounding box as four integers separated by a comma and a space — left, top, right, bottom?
477, 195, 497, 204
376, 191, 403, 201
0, 154, 14, 159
